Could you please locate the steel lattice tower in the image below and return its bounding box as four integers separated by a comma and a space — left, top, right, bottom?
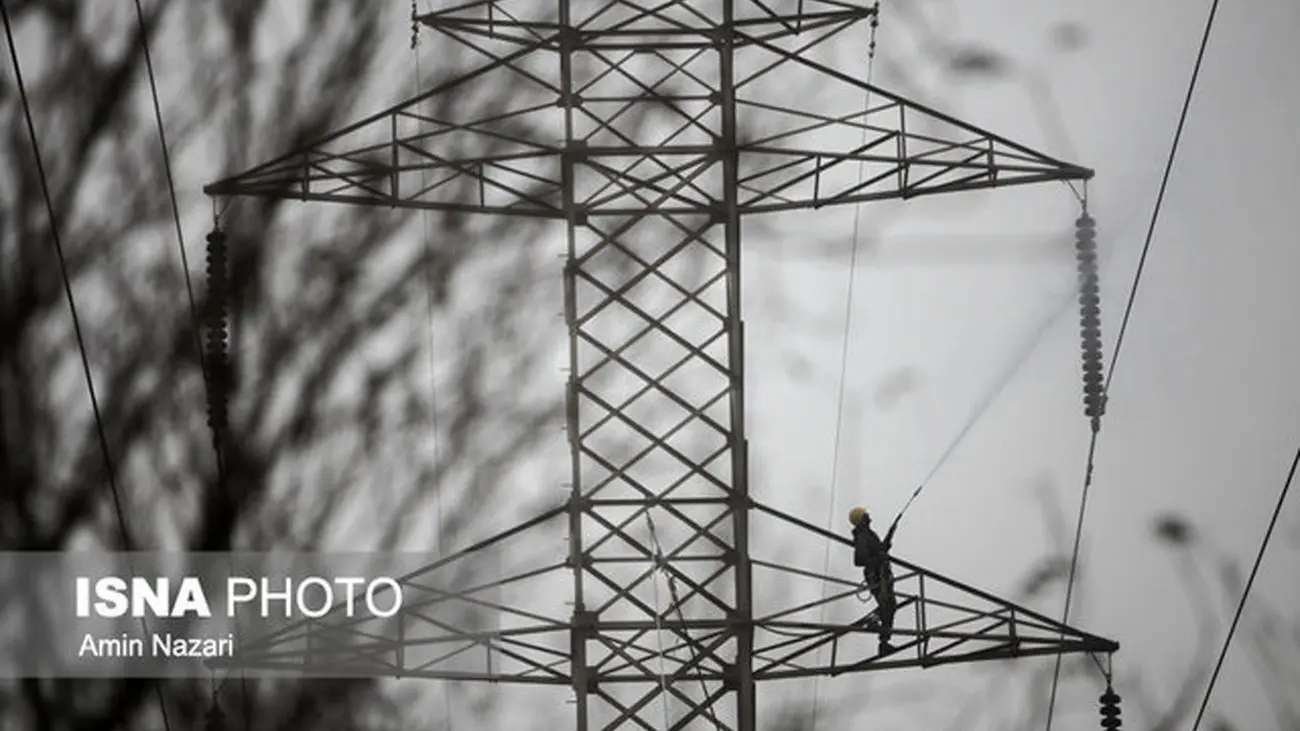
204, 2, 1117, 729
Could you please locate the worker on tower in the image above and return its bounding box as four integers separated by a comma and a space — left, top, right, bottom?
849, 506, 897, 653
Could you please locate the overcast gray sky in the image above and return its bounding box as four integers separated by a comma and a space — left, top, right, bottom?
738, 0, 1300, 727
139, 0, 1299, 727
387, 0, 1300, 726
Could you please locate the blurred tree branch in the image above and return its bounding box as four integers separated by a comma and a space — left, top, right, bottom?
8, 4, 1288, 731
0, 1, 584, 729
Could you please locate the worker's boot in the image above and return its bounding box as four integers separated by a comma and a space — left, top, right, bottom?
878, 624, 895, 655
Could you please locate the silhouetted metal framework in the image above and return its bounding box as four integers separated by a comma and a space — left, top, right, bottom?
204, 1, 1114, 729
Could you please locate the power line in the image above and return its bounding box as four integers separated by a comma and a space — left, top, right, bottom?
1045, 1, 1222, 727
646, 513, 725, 731
1, 3, 172, 731
1105, 0, 1221, 392
1043, 427, 1100, 731
1, 0, 132, 551
133, 0, 208, 392
1190, 442, 1298, 731
199, 2, 1110, 727
130, 3, 247, 730
813, 7, 880, 727
876, 57, 1149, 538
886, 281, 1069, 534
133, 0, 220, 470
411, 14, 452, 729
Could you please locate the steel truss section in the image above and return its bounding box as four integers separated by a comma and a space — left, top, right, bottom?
204, 2, 1108, 730
203, 1, 1091, 218
210, 497, 1117, 681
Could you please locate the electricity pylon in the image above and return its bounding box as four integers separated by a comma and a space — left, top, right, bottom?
204, 2, 1116, 729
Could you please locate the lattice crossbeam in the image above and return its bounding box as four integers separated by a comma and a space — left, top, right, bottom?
203, 3, 1109, 730
210, 499, 1115, 686
204, 5, 1088, 216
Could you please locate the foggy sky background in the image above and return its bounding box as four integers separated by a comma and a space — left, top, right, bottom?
7, 0, 1296, 729
745, 0, 1299, 728
176, 0, 1300, 727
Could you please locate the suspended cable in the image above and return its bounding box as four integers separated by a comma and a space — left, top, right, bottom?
411, 7, 452, 727
650, 567, 673, 731
2, 0, 133, 551
132, 0, 208, 409
1042, 423, 1100, 730
1190, 442, 1298, 731
645, 513, 725, 731
1040, 209, 1108, 719
887, 287, 1065, 534
411, 0, 445, 567
1106, 0, 1221, 392
131, 1, 247, 725
646, 515, 676, 731
886, 200, 1144, 536
2, 3, 173, 730
1045, 4, 1221, 728
813, 4, 880, 726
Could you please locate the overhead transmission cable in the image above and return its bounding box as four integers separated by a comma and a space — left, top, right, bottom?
883, 201, 1147, 551
1044, 1, 1222, 728
645, 514, 725, 731
1106, 0, 1221, 390
888, 300, 1060, 530
130, 2, 250, 729
1, 3, 173, 731
411, 5, 452, 727
411, 1, 446, 563
2, 0, 134, 553
1190, 442, 1298, 731
879, 111, 1144, 536
133, 0, 209, 412
645, 514, 679, 731
812, 4, 881, 728
649, 533, 673, 731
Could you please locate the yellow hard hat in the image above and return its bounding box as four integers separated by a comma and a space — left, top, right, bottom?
848, 506, 867, 526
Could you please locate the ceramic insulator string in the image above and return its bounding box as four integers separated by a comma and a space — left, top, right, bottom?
1099, 686, 1122, 730
204, 228, 230, 448
1075, 211, 1106, 426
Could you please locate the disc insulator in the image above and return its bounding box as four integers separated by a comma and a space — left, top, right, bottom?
1075, 212, 1107, 422
1099, 687, 1122, 729
204, 229, 231, 447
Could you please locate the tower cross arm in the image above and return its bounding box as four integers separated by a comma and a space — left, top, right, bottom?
728, 22, 1092, 213
745, 501, 1118, 681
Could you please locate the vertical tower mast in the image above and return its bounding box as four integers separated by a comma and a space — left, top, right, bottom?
204, 3, 1116, 730
558, 3, 758, 722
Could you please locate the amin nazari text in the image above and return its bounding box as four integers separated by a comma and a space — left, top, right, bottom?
78, 632, 235, 659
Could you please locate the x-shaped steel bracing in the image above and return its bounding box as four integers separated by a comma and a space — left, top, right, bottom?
210, 499, 1117, 681
204, 2, 1109, 730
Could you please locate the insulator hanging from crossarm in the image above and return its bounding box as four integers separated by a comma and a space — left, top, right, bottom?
1099, 686, 1122, 729
1075, 211, 1107, 424
204, 228, 230, 449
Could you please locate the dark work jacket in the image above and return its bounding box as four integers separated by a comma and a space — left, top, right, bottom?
853, 521, 894, 567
